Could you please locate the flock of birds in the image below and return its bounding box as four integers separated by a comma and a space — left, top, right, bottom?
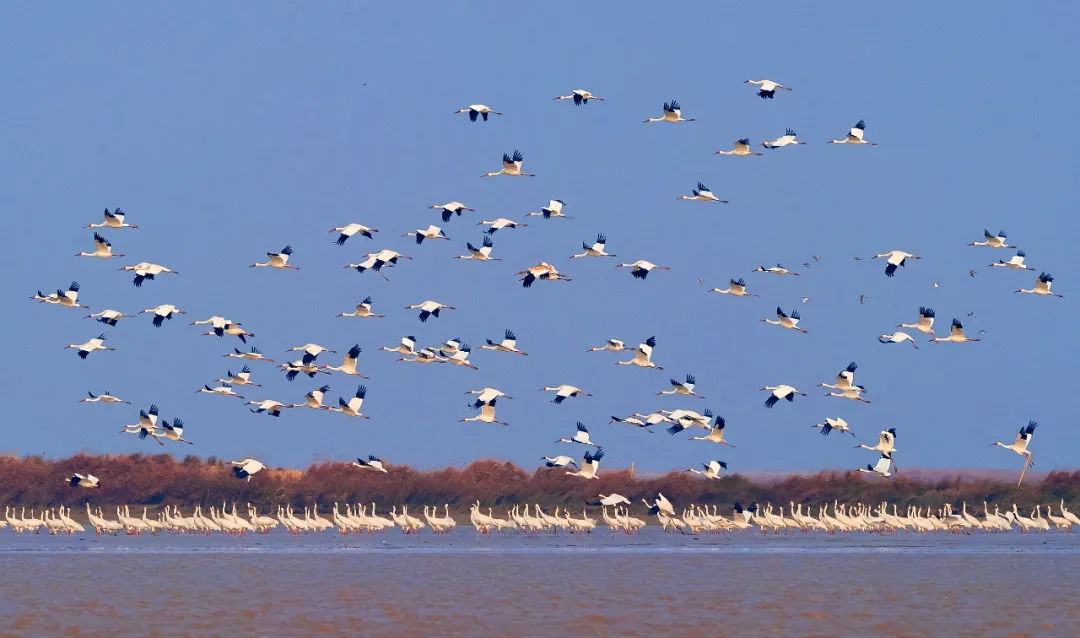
28, 78, 1067, 522
6, 494, 1080, 536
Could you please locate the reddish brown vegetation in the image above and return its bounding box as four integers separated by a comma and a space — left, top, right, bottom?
3, 453, 1080, 514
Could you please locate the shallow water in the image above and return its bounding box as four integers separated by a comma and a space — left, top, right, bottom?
1, 530, 1078, 636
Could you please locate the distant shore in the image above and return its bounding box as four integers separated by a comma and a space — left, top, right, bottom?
2, 453, 1076, 514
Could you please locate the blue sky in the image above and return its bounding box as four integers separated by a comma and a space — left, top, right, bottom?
2, 3, 1077, 473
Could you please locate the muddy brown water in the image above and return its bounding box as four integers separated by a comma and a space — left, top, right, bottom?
0, 530, 1077, 636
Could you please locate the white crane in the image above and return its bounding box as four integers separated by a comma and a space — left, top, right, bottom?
820, 361, 864, 393
76, 232, 125, 258
225, 347, 273, 363
687, 460, 727, 479
678, 182, 727, 203
969, 229, 1013, 248
762, 385, 807, 408
570, 234, 615, 258
32, 281, 86, 307
518, 262, 571, 287
930, 319, 981, 343
709, 278, 758, 296
753, 263, 799, 276
813, 417, 855, 437
688, 415, 735, 446
440, 345, 478, 370
66, 334, 114, 359
714, 138, 762, 156
330, 223, 377, 245
555, 422, 600, 447
399, 348, 446, 364
616, 260, 669, 280
762, 307, 807, 334
363, 248, 412, 276
289, 384, 331, 410
526, 199, 571, 219
120, 415, 164, 446
328, 385, 369, 418
609, 415, 656, 432
345, 255, 392, 281
403, 224, 450, 245
140, 304, 186, 327
339, 296, 384, 318
872, 250, 920, 277
459, 397, 508, 425
437, 337, 462, 356
663, 409, 713, 434
858, 453, 895, 478
465, 388, 513, 410
478, 217, 527, 233
119, 262, 179, 287
480, 329, 527, 355
69, 473, 100, 488
379, 336, 417, 356
587, 338, 626, 352
80, 391, 130, 405
85, 207, 138, 230
230, 458, 265, 481
643, 99, 694, 123
744, 79, 791, 99
190, 315, 227, 330
828, 119, 876, 145
207, 322, 254, 343
878, 331, 919, 349
541, 385, 591, 404
197, 383, 244, 399
455, 235, 500, 261
616, 336, 662, 369
1016, 272, 1062, 297
587, 494, 631, 507
320, 344, 369, 378
554, 89, 603, 104
431, 201, 474, 222
251, 245, 299, 270
455, 104, 501, 121
86, 309, 133, 326
542, 455, 579, 469
247, 400, 286, 417
160, 417, 193, 444
826, 389, 871, 403
762, 128, 804, 148
990, 250, 1033, 270
405, 300, 455, 323
898, 306, 936, 337
857, 428, 897, 455
565, 448, 604, 479
482, 150, 534, 177
643, 493, 676, 517
658, 374, 703, 398
993, 420, 1038, 484
217, 365, 261, 387
352, 455, 388, 473
120, 404, 163, 445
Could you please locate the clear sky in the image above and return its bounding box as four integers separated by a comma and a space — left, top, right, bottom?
2, 3, 1077, 473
